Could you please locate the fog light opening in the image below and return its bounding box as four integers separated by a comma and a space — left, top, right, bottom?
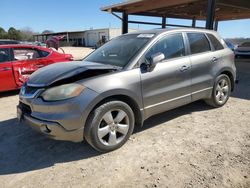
42, 124, 51, 133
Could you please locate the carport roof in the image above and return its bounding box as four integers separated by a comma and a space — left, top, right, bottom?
101, 0, 250, 21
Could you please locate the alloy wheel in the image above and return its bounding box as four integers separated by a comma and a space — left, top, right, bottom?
97, 109, 130, 146
215, 78, 229, 104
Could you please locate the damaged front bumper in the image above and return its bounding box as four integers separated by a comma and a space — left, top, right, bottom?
18, 108, 83, 142
18, 87, 102, 142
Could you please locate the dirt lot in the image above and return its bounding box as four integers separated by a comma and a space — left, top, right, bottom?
61, 47, 94, 60
0, 58, 249, 188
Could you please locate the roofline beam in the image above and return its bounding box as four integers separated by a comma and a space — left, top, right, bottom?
192, 17, 196, 27
111, 12, 122, 20
128, 20, 162, 26
100, 0, 143, 12
206, 0, 216, 29
162, 17, 166, 28
217, 2, 250, 11
126, 0, 199, 14
128, 20, 204, 29
217, 0, 250, 10
122, 12, 128, 34
128, 12, 208, 20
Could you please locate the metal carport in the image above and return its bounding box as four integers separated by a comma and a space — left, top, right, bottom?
101, 0, 250, 34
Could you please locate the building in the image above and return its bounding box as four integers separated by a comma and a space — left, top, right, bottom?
33, 28, 137, 47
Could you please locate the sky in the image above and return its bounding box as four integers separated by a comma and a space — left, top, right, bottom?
1, 0, 250, 38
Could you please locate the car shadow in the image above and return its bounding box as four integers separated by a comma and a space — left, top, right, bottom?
135, 100, 213, 133
0, 90, 19, 98
0, 100, 212, 175
0, 118, 99, 175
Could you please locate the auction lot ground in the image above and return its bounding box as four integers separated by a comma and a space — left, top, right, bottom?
0, 57, 249, 188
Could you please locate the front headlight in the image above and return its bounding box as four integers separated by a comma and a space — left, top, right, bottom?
41, 83, 85, 101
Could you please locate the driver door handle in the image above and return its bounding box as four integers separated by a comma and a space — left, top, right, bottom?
180, 65, 189, 72
212, 57, 218, 63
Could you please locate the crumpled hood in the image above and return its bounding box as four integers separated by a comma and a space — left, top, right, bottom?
27, 61, 118, 87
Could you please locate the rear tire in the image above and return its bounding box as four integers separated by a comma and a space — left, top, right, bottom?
205, 74, 231, 108
84, 101, 135, 152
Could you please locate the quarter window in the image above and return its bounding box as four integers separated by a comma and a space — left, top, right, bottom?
39, 50, 50, 57
187, 33, 211, 54
0, 48, 11, 63
145, 33, 185, 61
207, 33, 224, 51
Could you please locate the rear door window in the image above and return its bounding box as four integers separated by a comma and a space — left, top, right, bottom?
187, 33, 211, 55
13, 48, 40, 60
0, 48, 11, 63
207, 33, 224, 51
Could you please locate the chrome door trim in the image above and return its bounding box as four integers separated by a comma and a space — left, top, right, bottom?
143, 87, 213, 110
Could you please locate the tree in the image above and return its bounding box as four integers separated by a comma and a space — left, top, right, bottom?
8, 27, 22, 40
0, 27, 8, 39
42, 30, 54, 34
20, 27, 38, 41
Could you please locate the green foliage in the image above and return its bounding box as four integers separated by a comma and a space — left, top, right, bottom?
42, 30, 53, 34
20, 27, 38, 41
8, 27, 22, 40
0, 27, 38, 41
0, 27, 8, 39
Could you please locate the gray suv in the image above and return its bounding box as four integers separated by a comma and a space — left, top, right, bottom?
18, 28, 236, 152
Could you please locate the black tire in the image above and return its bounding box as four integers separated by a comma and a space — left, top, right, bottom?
84, 101, 135, 152
205, 74, 231, 107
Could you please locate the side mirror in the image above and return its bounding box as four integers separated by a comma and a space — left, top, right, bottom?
140, 52, 165, 72
146, 52, 165, 72
151, 52, 165, 65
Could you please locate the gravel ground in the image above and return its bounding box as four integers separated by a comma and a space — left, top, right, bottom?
0, 59, 249, 188
61, 47, 94, 60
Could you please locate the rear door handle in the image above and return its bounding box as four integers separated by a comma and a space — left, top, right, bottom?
212, 57, 218, 63
180, 65, 189, 72
0, 67, 12, 72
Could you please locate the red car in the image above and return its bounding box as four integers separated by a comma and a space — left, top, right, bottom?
0, 45, 73, 92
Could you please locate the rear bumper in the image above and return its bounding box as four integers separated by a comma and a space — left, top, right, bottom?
21, 113, 83, 142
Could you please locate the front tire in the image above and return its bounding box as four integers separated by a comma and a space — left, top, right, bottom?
205, 74, 231, 107
84, 101, 135, 152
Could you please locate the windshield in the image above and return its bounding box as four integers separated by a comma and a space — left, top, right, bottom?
84, 34, 154, 67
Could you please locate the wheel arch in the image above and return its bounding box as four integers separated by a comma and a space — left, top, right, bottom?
85, 93, 144, 129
